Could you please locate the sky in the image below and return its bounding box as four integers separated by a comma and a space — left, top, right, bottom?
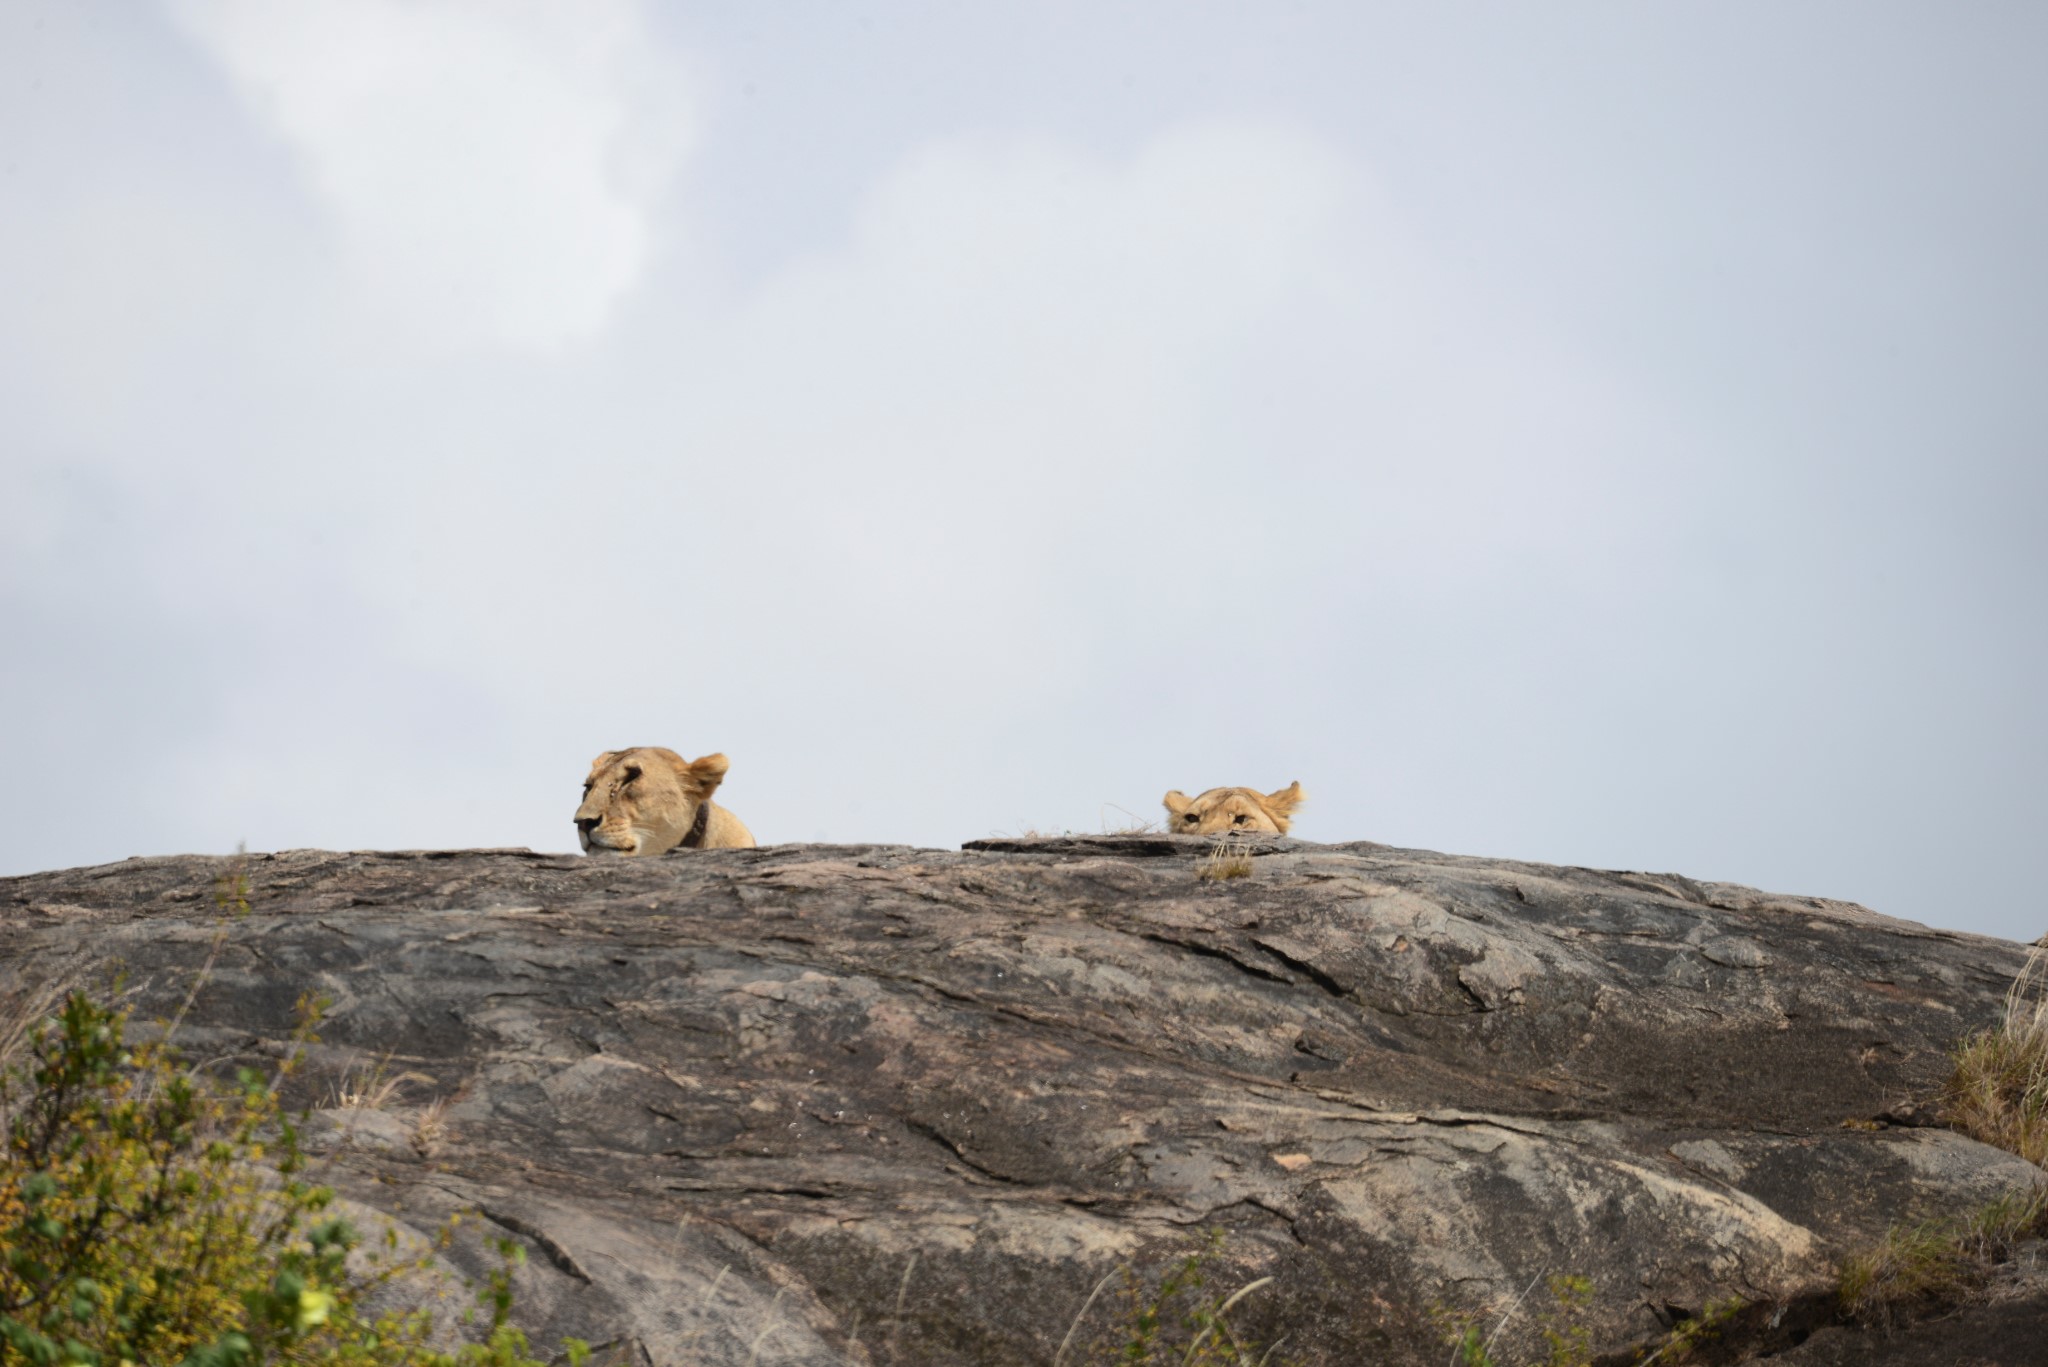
2, 2, 2044, 942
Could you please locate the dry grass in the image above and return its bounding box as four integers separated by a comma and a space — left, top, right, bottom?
1197, 839, 1256, 882
0, 978, 71, 1075
325, 1054, 451, 1158
1844, 943, 2048, 1325
330, 1057, 436, 1113
1056, 1232, 1282, 1366
1944, 940, 2048, 1166
411, 1095, 451, 1159
991, 805, 1164, 841
1096, 804, 1162, 836
1839, 1186, 2048, 1324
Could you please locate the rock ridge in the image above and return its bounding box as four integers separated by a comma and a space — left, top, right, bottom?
2, 837, 2041, 1365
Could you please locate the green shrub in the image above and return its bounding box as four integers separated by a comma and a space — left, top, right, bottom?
0, 989, 585, 1367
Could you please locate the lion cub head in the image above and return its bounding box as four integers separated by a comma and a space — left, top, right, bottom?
1162, 782, 1304, 836
575, 747, 753, 855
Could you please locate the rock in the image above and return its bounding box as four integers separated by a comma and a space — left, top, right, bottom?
1876, 1097, 1945, 1129
303, 1105, 421, 1159
1, 836, 2042, 1365
1700, 936, 1771, 969
1669, 1138, 1746, 1183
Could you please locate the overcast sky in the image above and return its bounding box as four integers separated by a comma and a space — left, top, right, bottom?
3, 3, 2044, 942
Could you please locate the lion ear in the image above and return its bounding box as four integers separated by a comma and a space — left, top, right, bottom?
683, 752, 731, 795
1263, 782, 1305, 818
1162, 790, 1192, 818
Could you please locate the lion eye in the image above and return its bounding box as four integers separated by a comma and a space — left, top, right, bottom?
1233, 814, 1249, 825
622, 766, 642, 784
1183, 813, 1199, 823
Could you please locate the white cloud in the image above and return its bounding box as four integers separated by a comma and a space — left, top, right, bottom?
168, 0, 692, 352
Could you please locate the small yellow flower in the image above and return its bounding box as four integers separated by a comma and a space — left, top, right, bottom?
296, 1287, 334, 1330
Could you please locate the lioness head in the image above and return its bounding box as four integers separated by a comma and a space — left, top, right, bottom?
1162, 782, 1304, 836
575, 747, 732, 856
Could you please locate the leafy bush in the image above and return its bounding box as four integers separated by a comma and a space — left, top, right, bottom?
0, 989, 584, 1367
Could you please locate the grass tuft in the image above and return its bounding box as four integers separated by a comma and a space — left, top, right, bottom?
1198, 839, 1256, 882
330, 1057, 436, 1113
1064, 1230, 1282, 1366
1434, 1273, 1739, 1366
411, 1095, 452, 1159
1838, 1186, 2048, 1324
995, 805, 1164, 840
1943, 940, 2048, 1166
1097, 804, 1163, 836
1836, 938, 2048, 1328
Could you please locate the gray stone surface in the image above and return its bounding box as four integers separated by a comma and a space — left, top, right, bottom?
2, 837, 2043, 1365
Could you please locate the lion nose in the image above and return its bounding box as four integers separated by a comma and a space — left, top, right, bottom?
575, 816, 600, 834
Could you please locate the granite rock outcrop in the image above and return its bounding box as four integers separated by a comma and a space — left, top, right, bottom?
3, 837, 2041, 1364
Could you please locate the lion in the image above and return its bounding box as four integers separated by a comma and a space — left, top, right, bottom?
1162, 782, 1304, 836
574, 747, 756, 855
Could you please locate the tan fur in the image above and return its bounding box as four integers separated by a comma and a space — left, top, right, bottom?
575, 747, 756, 855
1161, 782, 1304, 836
